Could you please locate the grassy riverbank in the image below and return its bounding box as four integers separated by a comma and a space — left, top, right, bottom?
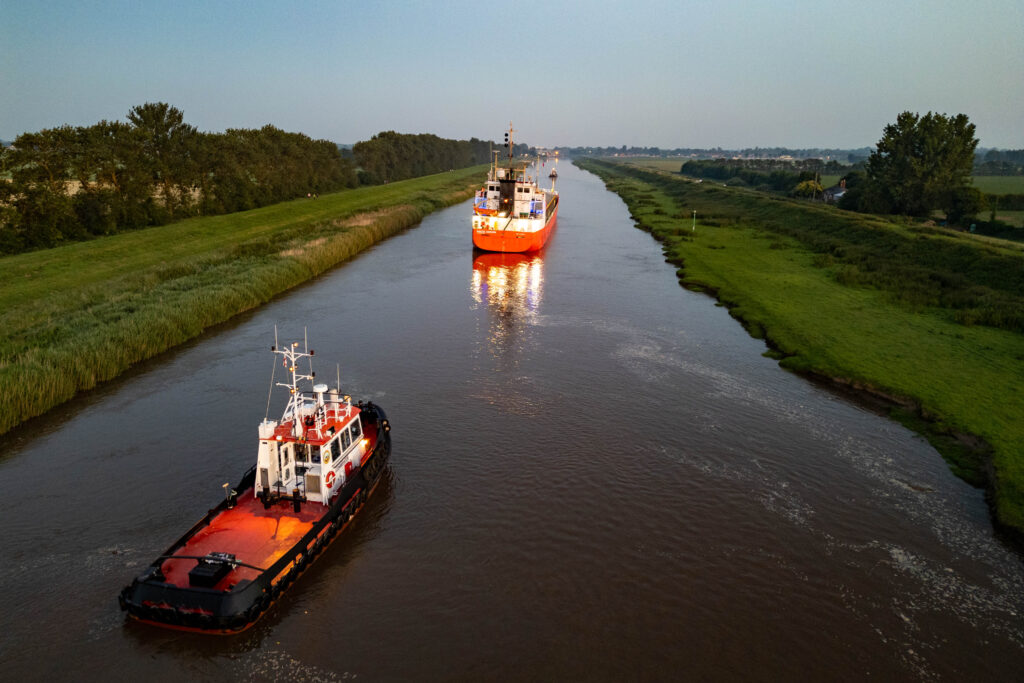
577, 158, 1024, 534
0, 167, 484, 435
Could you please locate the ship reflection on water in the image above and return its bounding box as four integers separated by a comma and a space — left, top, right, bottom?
470, 251, 544, 360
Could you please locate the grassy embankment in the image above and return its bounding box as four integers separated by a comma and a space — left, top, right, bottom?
577, 158, 1024, 534
0, 167, 485, 435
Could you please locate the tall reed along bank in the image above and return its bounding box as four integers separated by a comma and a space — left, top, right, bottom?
577, 158, 1024, 536
0, 167, 484, 435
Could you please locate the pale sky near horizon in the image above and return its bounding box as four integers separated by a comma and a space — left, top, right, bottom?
2, 0, 1022, 149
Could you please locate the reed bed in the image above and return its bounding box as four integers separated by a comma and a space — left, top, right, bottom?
0, 168, 484, 434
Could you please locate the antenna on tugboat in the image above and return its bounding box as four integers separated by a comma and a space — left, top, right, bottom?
304, 326, 314, 379
336, 364, 341, 393
265, 352, 276, 420
266, 324, 280, 420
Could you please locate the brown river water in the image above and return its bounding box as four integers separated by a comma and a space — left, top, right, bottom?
1, 162, 1022, 681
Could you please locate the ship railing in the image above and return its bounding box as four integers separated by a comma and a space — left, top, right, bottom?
282, 397, 314, 423
324, 399, 352, 423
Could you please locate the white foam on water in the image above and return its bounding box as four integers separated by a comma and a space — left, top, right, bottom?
240, 649, 357, 681
595, 316, 1024, 677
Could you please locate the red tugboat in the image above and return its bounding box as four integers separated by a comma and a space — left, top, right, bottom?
119, 337, 391, 633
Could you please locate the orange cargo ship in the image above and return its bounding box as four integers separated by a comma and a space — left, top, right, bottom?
472, 124, 559, 252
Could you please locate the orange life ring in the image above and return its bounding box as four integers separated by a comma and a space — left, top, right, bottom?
325, 470, 336, 488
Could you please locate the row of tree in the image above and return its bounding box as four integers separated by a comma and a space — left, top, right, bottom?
674, 113, 993, 228
682, 157, 844, 174
0, 103, 358, 253
1, 104, 504, 255
351, 131, 501, 185
561, 144, 872, 161
679, 159, 822, 193
975, 148, 1024, 175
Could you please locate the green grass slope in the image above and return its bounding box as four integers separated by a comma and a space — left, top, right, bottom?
0, 167, 484, 434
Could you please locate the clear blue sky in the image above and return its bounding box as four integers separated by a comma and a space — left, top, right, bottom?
3, 0, 1022, 149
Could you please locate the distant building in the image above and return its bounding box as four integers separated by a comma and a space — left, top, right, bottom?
823, 178, 847, 203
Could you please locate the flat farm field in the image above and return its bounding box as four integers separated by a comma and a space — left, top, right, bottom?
973, 175, 1024, 194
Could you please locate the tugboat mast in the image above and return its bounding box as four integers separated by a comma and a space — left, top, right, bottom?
272, 340, 315, 438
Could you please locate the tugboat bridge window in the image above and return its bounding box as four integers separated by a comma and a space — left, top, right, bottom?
331, 437, 340, 459
350, 420, 361, 441
341, 429, 352, 451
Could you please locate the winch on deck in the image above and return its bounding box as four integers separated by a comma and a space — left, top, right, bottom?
188, 552, 237, 587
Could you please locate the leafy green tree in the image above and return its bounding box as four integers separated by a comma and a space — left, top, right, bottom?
946, 186, 986, 226
6, 126, 76, 195
127, 102, 198, 219
0, 147, 22, 252
861, 111, 978, 222
792, 179, 823, 198
4, 126, 80, 247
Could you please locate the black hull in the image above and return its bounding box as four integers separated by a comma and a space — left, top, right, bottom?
119, 405, 391, 633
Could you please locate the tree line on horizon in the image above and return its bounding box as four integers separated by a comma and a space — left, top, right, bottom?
678, 157, 845, 195
974, 149, 1024, 176
678, 112, 1020, 230
562, 144, 875, 163
352, 131, 527, 185
563, 144, 1023, 176
0, 103, 504, 255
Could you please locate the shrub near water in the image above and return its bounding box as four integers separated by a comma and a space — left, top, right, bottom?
578, 158, 1024, 534
0, 168, 484, 435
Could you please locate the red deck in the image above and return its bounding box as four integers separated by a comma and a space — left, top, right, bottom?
157, 415, 380, 595
159, 491, 332, 591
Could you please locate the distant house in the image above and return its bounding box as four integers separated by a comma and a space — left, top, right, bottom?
823, 178, 847, 203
